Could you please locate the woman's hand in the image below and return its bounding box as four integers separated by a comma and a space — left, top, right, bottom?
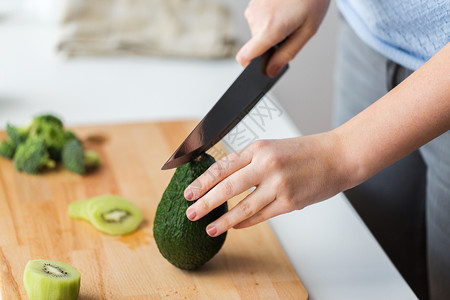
184, 132, 353, 237
190, 43, 450, 238
237, 0, 330, 77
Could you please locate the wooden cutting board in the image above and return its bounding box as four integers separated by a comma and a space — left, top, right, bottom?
0, 121, 307, 300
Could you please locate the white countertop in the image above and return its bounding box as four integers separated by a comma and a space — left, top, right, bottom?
0, 17, 417, 300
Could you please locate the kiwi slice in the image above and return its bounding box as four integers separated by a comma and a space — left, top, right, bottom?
88, 195, 144, 235
23, 259, 80, 300
69, 195, 143, 236
68, 199, 90, 221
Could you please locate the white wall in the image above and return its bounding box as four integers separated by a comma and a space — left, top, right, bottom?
228, 1, 340, 135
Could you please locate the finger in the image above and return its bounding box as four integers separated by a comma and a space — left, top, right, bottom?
266, 25, 315, 77
204, 184, 275, 237
186, 163, 260, 221
233, 196, 291, 229
236, 32, 283, 68
184, 149, 253, 201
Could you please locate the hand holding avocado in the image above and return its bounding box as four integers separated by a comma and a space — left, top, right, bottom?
184, 134, 349, 237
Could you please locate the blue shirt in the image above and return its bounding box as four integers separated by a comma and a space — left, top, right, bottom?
337, 0, 450, 70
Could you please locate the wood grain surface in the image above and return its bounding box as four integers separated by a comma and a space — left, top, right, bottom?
0, 121, 307, 300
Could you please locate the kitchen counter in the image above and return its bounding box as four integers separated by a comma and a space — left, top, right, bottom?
0, 17, 417, 300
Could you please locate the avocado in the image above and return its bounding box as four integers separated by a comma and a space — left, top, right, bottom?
153, 153, 228, 270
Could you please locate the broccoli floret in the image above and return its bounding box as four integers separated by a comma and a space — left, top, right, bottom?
27, 114, 66, 161
5, 114, 65, 161
62, 138, 100, 174
62, 138, 84, 174
0, 139, 16, 159
3, 114, 100, 175
32, 114, 63, 128
6, 124, 28, 145
84, 149, 101, 169
63, 130, 79, 143
13, 138, 56, 174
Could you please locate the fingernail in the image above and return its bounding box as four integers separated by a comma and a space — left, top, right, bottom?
268, 65, 281, 77
186, 208, 196, 220
206, 225, 217, 237
184, 188, 193, 200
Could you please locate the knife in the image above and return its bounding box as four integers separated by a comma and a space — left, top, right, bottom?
161, 46, 289, 170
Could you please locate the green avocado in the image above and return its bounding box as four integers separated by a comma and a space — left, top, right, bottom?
153, 153, 227, 270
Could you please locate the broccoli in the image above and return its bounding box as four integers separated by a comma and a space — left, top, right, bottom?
13, 138, 56, 174
63, 130, 79, 143
2, 113, 100, 175
31, 114, 63, 128
84, 149, 101, 169
62, 138, 100, 175
27, 114, 66, 161
0, 139, 16, 159
6, 124, 28, 145
29, 121, 65, 160
5, 114, 65, 160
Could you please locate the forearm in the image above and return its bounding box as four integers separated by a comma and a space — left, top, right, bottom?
335, 43, 450, 188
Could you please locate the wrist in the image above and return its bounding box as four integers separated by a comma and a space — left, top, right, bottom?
328, 127, 368, 191
298, 130, 360, 196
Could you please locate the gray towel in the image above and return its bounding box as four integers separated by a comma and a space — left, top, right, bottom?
58, 0, 237, 58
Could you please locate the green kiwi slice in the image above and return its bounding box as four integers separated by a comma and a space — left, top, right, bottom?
23, 259, 81, 300
69, 195, 143, 236
68, 199, 90, 221
88, 195, 144, 235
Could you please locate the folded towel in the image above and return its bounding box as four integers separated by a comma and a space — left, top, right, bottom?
58, 0, 238, 58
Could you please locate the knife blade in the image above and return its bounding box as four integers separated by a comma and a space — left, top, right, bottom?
161, 46, 288, 170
